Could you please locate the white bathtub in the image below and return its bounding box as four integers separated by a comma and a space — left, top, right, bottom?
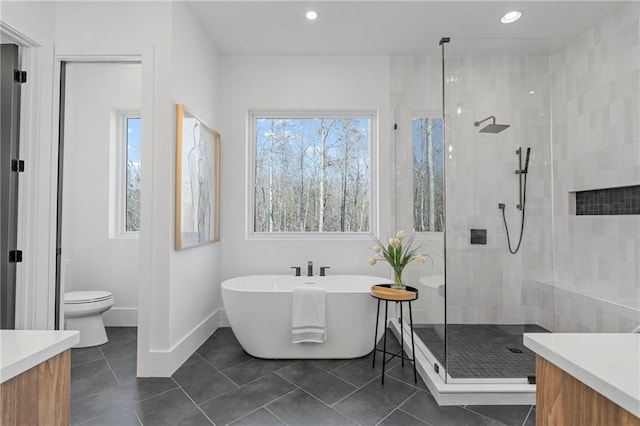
221, 275, 390, 359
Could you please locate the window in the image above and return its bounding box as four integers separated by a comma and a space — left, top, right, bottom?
250, 112, 374, 235
110, 111, 141, 238
412, 118, 444, 232
125, 116, 141, 232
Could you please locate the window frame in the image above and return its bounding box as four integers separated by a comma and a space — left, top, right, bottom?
246, 110, 378, 240
110, 110, 140, 239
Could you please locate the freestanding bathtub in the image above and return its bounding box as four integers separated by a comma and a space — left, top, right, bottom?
221, 275, 390, 359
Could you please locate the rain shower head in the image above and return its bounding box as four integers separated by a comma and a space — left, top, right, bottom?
474, 116, 510, 133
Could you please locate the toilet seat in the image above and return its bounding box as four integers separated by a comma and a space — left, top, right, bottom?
65, 290, 112, 304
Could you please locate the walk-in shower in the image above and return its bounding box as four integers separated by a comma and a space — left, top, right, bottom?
392, 36, 553, 402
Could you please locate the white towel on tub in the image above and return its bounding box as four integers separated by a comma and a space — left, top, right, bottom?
292, 286, 327, 343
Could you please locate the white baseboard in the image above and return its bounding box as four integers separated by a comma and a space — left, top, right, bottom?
104, 307, 138, 327
138, 309, 221, 377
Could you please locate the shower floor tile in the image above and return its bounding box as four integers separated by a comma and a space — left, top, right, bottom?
414, 324, 549, 379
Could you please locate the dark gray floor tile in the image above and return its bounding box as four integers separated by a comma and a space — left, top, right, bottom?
196, 336, 253, 370
333, 376, 417, 425
523, 406, 536, 426
76, 407, 141, 426
198, 373, 296, 425
71, 378, 177, 425
222, 358, 293, 386
277, 361, 356, 405
386, 362, 428, 391
212, 327, 241, 345
112, 359, 138, 385
135, 388, 213, 425
376, 332, 403, 353
71, 358, 119, 402
379, 409, 429, 426
105, 327, 137, 343
466, 404, 532, 425
415, 324, 546, 379
71, 347, 105, 368
229, 408, 285, 426
183, 351, 205, 367
267, 389, 356, 425
400, 391, 503, 426
101, 339, 137, 371
331, 352, 400, 388
172, 358, 238, 404
308, 358, 352, 372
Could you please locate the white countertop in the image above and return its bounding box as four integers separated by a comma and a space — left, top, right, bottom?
524, 333, 640, 418
0, 330, 79, 383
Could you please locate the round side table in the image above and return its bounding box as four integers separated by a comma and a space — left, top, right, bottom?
370, 284, 419, 384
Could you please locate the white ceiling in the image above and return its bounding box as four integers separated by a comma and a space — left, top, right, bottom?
187, 1, 625, 56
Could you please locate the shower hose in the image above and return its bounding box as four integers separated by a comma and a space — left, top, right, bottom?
501, 171, 527, 254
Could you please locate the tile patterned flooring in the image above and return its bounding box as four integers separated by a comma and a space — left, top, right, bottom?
71, 327, 536, 425
414, 324, 549, 379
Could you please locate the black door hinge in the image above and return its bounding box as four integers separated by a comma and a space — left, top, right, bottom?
14, 70, 27, 84
11, 159, 25, 172
394, 123, 398, 130
9, 250, 23, 263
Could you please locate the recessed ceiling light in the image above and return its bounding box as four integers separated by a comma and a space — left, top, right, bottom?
306, 10, 318, 21
500, 11, 522, 24
529, 90, 536, 95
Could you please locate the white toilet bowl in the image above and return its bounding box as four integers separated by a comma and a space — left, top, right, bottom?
64, 291, 114, 348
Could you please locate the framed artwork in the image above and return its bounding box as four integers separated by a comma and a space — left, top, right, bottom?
175, 104, 220, 249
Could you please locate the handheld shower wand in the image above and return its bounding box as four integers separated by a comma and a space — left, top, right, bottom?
500, 147, 531, 254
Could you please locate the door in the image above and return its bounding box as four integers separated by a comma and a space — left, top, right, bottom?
1, 44, 23, 329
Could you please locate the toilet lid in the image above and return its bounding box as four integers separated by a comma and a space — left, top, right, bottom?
64, 291, 112, 304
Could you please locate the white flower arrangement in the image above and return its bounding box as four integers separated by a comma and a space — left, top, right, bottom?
369, 230, 428, 288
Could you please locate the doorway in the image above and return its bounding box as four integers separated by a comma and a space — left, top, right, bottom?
57, 62, 142, 332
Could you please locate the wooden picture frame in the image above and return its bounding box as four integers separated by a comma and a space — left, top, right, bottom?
175, 104, 220, 249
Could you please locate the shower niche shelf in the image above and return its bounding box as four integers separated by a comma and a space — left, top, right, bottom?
570, 185, 640, 216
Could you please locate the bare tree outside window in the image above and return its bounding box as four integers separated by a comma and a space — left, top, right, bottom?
413, 118, 444, 232
126, 117, 141, 232
254, 116, 371, 233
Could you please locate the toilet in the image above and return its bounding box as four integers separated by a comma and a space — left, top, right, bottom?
64, 291, 114, 348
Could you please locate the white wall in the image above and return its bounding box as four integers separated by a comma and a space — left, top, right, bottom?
550, 1, 640, 332
62, 62, 141, 326
218, 55, 393, 281
168, 2, 221, 352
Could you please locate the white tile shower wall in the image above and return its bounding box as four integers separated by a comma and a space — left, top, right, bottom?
550, 2, 640, 332
444, 51, 553, 325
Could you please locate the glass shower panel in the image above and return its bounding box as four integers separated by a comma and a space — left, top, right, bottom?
443, 38, 554, 382
393, 53, 447, 380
